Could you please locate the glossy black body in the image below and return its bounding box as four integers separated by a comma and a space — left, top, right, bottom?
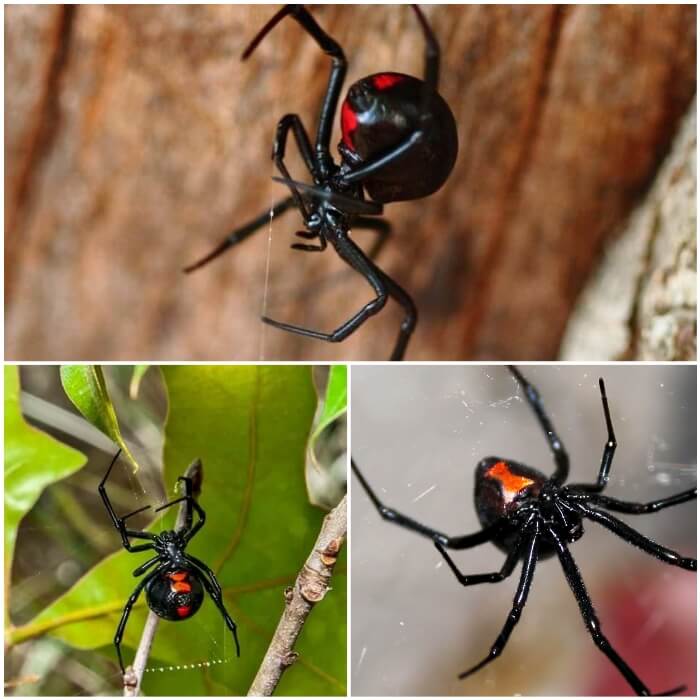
340, 72, 458, 202
474, 458, 555, 556
145, 566, 205, 621
185, 5, 458, 361
99, 455, 240, 673
352, 366, 696, 696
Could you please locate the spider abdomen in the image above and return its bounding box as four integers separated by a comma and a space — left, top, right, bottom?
146, 567, 204, 621
474, 458, 547, 552
339, 72, 458, 202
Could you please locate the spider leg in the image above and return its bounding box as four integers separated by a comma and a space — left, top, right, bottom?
184, 555, 223, 596
352, 217, 392, 262
548, 525, 685, 696
153, 480, 206, 543
196, 569, 241, 657
291, 243, 327, 252
574, 503, 696, 570
99, 451, 157, 552
352, 459, 500, 549
338, 6, 441, 187
262, 234, 389, 345
132, 555, 162, 577
567, 378, 617, 493
273, 114, 316, 175
272, 176, 383, 215
568, 488, 697, 514
458, 532, 538, 679
273, 114, 317, 219
243, 5, 346, 158
114, 565, 168, 673
183, 197, 295, 273
414, 5, 439, 89
286, 219, 389, 304
121, 505, 153, 522
508, 366, 569, 484
372, 262, 417, 362
151, 475, 195, 530
434, 536, 521, 586
99, 450, 126, 532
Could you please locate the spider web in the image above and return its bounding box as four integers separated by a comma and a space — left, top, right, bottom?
257, 34, 284, 363
123, 473, 237, 677
257, 185, 277, 361
350, 365, 696, 696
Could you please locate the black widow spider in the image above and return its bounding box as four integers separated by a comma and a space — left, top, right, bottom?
184, 5, 458, 361
352, 366, 697, 696
99, 451, 240, 673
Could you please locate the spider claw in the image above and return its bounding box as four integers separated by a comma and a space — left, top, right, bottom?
652, 684, 686, 696
241, 5, 297, 61
458, 655, 492, 680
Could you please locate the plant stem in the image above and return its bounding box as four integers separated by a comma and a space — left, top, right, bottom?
123, 459, 202, 696
122, 614, 158, 696
247, 495, 347, 696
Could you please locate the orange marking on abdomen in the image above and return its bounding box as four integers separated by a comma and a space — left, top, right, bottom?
487, 461, 534, 495
167, 571, 192, 593
177, 605, 192, 618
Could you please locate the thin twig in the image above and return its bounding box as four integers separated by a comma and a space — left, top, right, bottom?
123, 459, 203, 697
248, 495, 347, 696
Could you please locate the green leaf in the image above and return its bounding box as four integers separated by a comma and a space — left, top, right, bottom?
15, 366, 346, 696
306, 366, 347, 510
311, 366, 347, 444
59, 365, 138, 470
4, 366, 86, 626
129, 365, 150, 400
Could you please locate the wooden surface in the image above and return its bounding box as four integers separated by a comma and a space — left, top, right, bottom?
5, 5, 696, 360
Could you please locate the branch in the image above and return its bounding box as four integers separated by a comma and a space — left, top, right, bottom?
123, 459, 203, 697
248, 495, 347, 696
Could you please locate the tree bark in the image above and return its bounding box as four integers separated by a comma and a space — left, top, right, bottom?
5, 5, 696, 360
560, 100, 696, 361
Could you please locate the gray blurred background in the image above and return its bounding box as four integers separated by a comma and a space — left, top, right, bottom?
350, 365, 697, 696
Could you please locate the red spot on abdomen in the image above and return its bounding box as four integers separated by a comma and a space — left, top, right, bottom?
341, 99, 358, 149
372, 73, 406, 91
167, 571, 192, 594
177, 605, 192, 618
486, 461, 534, 495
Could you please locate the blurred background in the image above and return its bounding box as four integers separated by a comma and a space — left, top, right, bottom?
6, 366, 169, 695
4, 5, 696, 361
351, 364, 696, 695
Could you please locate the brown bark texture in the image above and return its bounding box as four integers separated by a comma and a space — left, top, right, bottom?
4, 5, 697, 361
560, 100, 696, 361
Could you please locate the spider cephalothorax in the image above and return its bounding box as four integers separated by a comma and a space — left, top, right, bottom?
353, 366, 696, 696
99, 452, 240, 673
473, 458, 585, 556
185, 5, 458, 361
